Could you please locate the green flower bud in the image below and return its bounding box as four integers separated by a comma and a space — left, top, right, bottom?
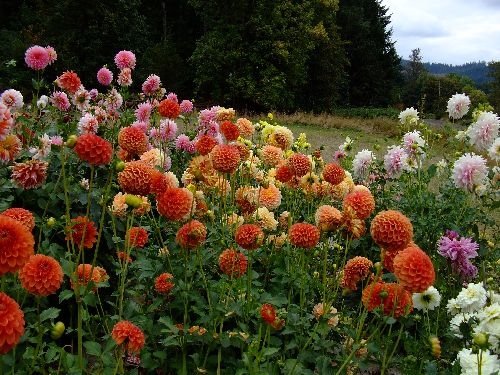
115, 161, 126, 172
46, 217, 56, 228
51, 321, 65, 340
124, 194, 142, 208
65, 135, 78, 148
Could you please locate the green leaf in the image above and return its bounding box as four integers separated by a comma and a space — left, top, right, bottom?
59, 289, 74, 303
262, 347, 279, 357
84, 341, 101, 356
40, 307, 60, 322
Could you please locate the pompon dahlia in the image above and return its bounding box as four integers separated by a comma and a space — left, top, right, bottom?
74, 133, 113, 165
234, 141, 250, 161
114, 50, 137, 70
24, 45, 50, 70
259, 184, 282, 210
393, 245, 435, 293
341, 256, 373, 291
260, 303, 277, 324
275, 164, 294, 183
362, 281, 413, 318
11, 160, 48, 189
175, 220, 207, 250
0, 134, 21, 163
118, 161, 154, 196
370, 210, 413, 251
288, 153, 311, 177
261, 145, 284, 167
235, 224, 264, 250
341, 206, 367, 239
154, 272, 174, 294
381, 245, 405, 273
0, 292, 25, 354
1, 207, 35, 231
65, 216, 98, 249
342, 187, 375, 220
56, 71, 81, 94
19, 254, 63, 296
289, 222, 320, 249
118, 126, 148, 156
322, 163, 345, 185
111, 320, 145, 354
315, 205, 342, 232
195, 134, 218, 156
158, 99, 180, 119
156, 187, 194, 221
125, 227, 148, 249
0, 216, 35, 276
211, 144, 241, 173
220, 120, 240, 141
236, 117, 255, 138
219, 248, 248, 278
71, 264, 108, 290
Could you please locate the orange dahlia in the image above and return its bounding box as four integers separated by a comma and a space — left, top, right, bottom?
56, 71, 81, 94
235, 224, 264, 250
275, 164, 294, 183
393, 245, 435, 293
175, 219, 207, 250
65, 216, 98, 249
322, 163, 345, 185
370, 210, 413, 250
261, 145, 284, 167
236, 117, 255, 138
111, 320, 145, 354
235, 186, 259, 214
258, 184, 282, 210
211, 144, 241, 174
220, 120, 240, 141
0, 292, 25, 354
342, 187, 375, 220
362, 281, 413, 318
11, 160, 48, 189
125, 227, 148, 248
0, 134, 22, 163
154, 272, 175, 294
0, 216, 35, 276
381, 246, 403, 273
118, 161, 154, 196
19, 254, 63, 296
157, 98, 180, 119
118, 126, 148, 156
74, 133, 113, 165
289, 222, 320, 249
234, 141, 250, 161
71, 264, 108, 290
219, 248, 247, 278
288, 153, 311, 177
1, 207, 35, 231
340, 256, 373, 291
315, 205, 342, 232
260, 303, 277, 324
195, 134, 218, 156
341, 207, 366, 239
157, 187, 194, 221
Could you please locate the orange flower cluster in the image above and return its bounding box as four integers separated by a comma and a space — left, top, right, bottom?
154, 272, 175, 294
211, 144, 241, 174
74, 133, 113, 165
235, 224, 264, 250
219, 248, 247, 278
0, 215, 35, 276
118, 126, 148, 156
118, 161, 154, 196
1, 207, 35, 231
220, 120, 240, 141
392, 245, 435, 293
111, 320, 145, 354
341, 256, 373, 291
156, 187, 194, 221
288, 153, 311, 177
322, 163, 345, 185
65, 216, 98, 249
125, 227, 149, 248
175, 220, 207, 250
361, 281, 413, 318
56, 71, 81, 94
0, 292, 25, 354
289, 223, 320, 249
370, 210, 413, 251
19, 254, 63, 296
157, 99, 180, 118
195, 134, 218, 155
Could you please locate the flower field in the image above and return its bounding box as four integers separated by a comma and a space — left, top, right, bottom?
0, 47, 499, 374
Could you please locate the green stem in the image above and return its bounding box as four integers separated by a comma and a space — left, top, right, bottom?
77, 299, 84, 371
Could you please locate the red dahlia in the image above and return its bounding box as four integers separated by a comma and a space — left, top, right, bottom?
74, 133, 113, 165
288, 222, 320, 249
118, 126, 148, 156
219, 248, 247, 278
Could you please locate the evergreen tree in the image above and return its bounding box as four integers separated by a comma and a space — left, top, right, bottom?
488, 61, 500, 111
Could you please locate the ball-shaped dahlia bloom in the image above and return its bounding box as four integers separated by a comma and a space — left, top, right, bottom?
288, 153, 311, 177
315, 205, 342, 232
219, 248, 247, 278
289, 222, 320, 249
393, 245, 435, 293
211, 144, 241, 174
322, 163, 345, 185
0, 292, 25, 354
195, 134, 218, 156
158, 98, 180, 119
220, 120, 240, 141
118, 126, 148, 156
235, 224, 264, 250
1, 207, 35, 231
56, 71, 81, 94
24, 45, 50, 70
175, 220, 207, 250
342, 187, 375, 220
275, 164, 294, 183
65, 216, 98, 249
154, 272, 175, 294
0, 216, 35, 276
74, 133, 113, 165
125, 227, 149, 248
71, 264, 108, 291
156, 187, 194, 221
362, 281, 413, 318
370, 210, 413, 251
340, 256, 373, 291
118, 161, 155, 196
19, 254, 64, 296
111, 320, 145, 354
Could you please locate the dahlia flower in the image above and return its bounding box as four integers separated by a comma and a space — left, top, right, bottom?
50, 91, 71, 111
0, 292, 25, 354
0, 216, 35, 275
74, 133, 113, 165
65, 216, 98, 249
370, 210, 413, 251
315, 205, 342, 232
11, 160, 48, 189
448, 282, 488, 314
384, 145, 412, 178
456, 348, 499, 375
114, 50, 136, 70
398, 107, 419, 126
56, 71, 82, 94
77, 113, 99, 134
412, 286, 442, 312
111, 320, 145, 354
125, 227, 148, 248
24, 45, 50, 70
352, 149, 376, 180
446, 93, 470, 120
393, 245, 435, 293
1, 89, 23, 111
340, 256, 373, 291
19, 254, 64, 296
260, 303, 277, 324
488, 137, 500, 162
175, 220, 207, 250
235, 224, 264, 250
1, 207, 35, 231
289, 222, 320, 249
322, 162, 345, 185
117, 68, 132, 87
452, 153, 488, 192
141, 74, 161, 95
0, 135, 21, 163
219, 248, 247, 278
154, 273, 174, 294
97, 66, 113, 86
466, 111, 499, 152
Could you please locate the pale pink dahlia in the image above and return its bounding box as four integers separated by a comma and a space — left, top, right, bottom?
179, 100, 194, 113
114, 50, 136, 70
135, 102, 153, 122
446, 93, 470, 120
466, 111, 499, 152
1, 89, 23, 111
50, 91, 71, 111
452, 153, 488, 192
117, 68, 132, 87
384, 145, 411, 178
24, 45, 50, 70
77, 113, 99, 134
352, 149, 375, 180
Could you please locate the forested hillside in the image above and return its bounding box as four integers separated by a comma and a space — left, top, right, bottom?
423, 61, 491, 88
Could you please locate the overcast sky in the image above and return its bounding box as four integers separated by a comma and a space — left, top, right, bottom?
380, 0, 500, 65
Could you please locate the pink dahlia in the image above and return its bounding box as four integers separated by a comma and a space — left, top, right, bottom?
114, 50, 136, 70
50, 91, 71, 111
446, 93, 470, 120
141, 74, 161, 95
466, 111, 499, 152
97, 67, 113, 86
24, 45, 50, 70
452, 153, 488, 192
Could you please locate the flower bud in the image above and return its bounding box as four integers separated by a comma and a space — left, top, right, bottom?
51, 321, 65, 340
115, 161, 126, 172
46, 217, 56, 228
124, 194, 143, 208
473, 332, 489, 349
65, 135, 78, 148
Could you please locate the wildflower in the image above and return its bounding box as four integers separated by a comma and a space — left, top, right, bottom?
175, 220, 207, 250
446, 93, 470, 120
154, 273, 174, 294
19, 254, 63, 296
1, 89, 23, 111
398, 107, 419, 126
0, 216, 35, 276
56, 71, 82, 94
118, 126, 148, 156
260, 303, 277, 324
141, 74, 161, 95
24, 45, 50, 70
235, 224, 264, 250
258, 184, 281, 210
412, 286, 442, 311
50, 91, 71, 111
456, 348, 499, 375
211, 144, 241, 173
384, 145, 411, 178
288, 153, 311, 177
158, 98, 180, 119
11, 160, 48, 189
452, 153, 488, 192
97, 66, 113, 86
118, 161, 155, 196
111, 321, 145, 354
466, 111, 499, 152
315, 205, 342, 232
195, 134, 219, 156
393, 245, 435, 293
125, 227, 148, 249
114, 50, 136, 70
341, 256, 373, 291
156, 187, 194, 221
370, 210, 413, 251
65, 216, 98, 249
0, 207, 35, 231
117, 68, 132, 87
74, 133, 113, 165
219, 248, 247, 278
352, 149, 376, 180
289, 223, 320, 249
342, 186, 375, 220
0, 292, 25, 354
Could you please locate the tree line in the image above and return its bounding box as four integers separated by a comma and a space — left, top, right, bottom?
0, 0, 498, 114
